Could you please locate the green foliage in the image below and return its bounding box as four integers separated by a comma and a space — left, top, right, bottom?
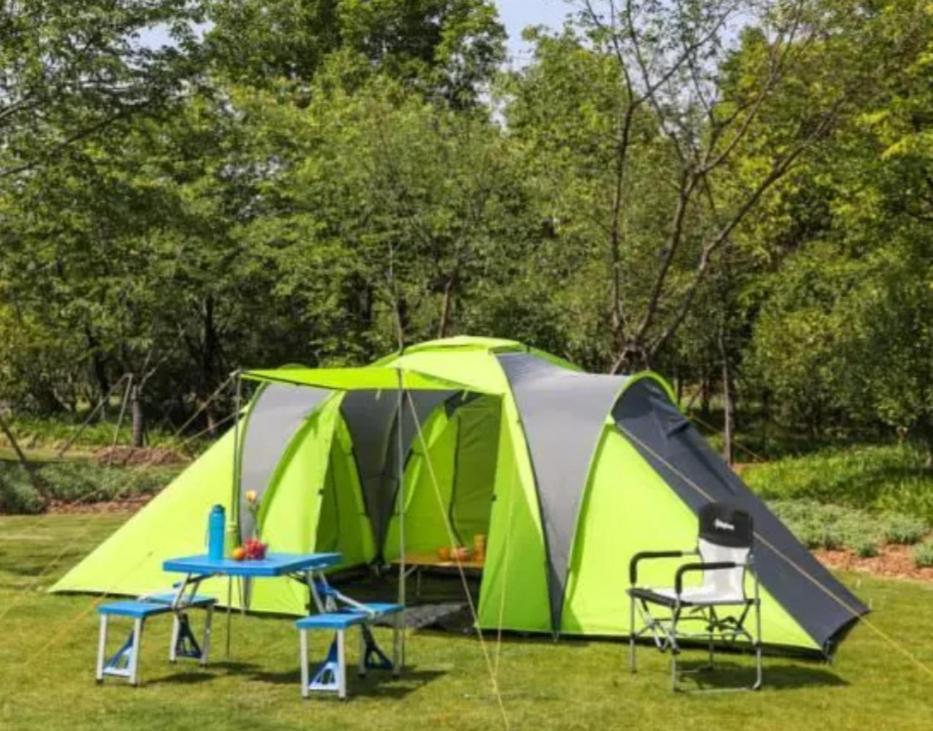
746, 444, 933, 522
913, 542, 933, 568
767, 498, 928, 556
0, 0, 930, 477
881, 513, 929, 546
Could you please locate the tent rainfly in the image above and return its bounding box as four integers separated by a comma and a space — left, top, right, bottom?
53, 336, 867, 656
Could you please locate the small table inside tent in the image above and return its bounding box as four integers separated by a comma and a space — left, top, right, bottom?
390, 552, 484, 598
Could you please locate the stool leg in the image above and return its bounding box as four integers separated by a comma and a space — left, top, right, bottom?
95, 614, 108, 682
358, 625, 366, 677
201, 605, 214, 666
299, 629, 309, 699
129, 618, 144, 687
169, 613, 180, 663
337, 629, 347, 700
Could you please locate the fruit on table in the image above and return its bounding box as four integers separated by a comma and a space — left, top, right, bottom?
231, 546, 247, 561
244, 537, 268, 560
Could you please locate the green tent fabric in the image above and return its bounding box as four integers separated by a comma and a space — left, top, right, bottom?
52, 336, 866, 656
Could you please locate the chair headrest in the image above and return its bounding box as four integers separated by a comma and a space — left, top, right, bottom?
699, 503, 753, 548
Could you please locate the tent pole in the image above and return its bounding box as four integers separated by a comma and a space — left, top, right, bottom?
227, 370, 242, 659
397, 368, 406, 670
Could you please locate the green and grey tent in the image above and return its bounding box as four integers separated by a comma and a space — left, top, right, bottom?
53, 336, 866, 656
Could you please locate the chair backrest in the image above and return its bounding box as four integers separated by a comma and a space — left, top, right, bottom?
697, 503, 754, 599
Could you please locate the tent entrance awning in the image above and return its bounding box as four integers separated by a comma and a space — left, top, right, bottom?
242, 365, 485, 393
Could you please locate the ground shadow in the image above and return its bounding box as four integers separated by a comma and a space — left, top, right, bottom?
250, 666, 445, 700
146, 671, 217, 686
675, 660, 847, 691
146, 660, 261, 686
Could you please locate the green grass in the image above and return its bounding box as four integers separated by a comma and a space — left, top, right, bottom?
1, 413, 185, 452
2, 515, 933, 730
744, 444, 933, 523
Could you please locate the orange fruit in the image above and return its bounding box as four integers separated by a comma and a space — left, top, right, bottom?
232, 546, 247, 561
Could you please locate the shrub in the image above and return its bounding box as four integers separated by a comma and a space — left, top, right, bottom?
0, 475, 45, 514
913, 542, 933, 568
0, 457, 181, 513
767, 498, 917, 556
880, 513, 928, 545
854, 539, 879, 558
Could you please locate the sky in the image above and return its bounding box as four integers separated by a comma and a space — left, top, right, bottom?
497, 0, 571, 64
140, 1, 573, 66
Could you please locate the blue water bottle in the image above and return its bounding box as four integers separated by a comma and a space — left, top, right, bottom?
208, 505, 226, 561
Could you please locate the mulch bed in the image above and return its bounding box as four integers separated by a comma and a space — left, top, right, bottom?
814, 544, 933, 583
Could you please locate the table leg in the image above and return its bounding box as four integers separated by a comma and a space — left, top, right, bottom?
225, 577, 233, 659
95, 614, 108, 682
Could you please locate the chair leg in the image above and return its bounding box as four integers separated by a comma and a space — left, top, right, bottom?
201, 605, 214, 667
337, 629, 347, 700
628, 595, 636, 673
753, 595, 763, 690
299, 629, 309, 699
95, 615, 108, 682
129, 618, 144, 687
670, 609, 680, 693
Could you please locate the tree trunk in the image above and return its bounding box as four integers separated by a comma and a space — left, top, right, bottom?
720, 359, 736, 466
131, 384, 145, 448
84, 326, 110, 410
438, 274, 456, 339
700, 370, 711, 421
201, 295, 218, 433
718, 325, 736, 466
0, 411, 49, 507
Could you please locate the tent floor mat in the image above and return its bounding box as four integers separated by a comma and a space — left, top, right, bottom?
374, 602, 470, 631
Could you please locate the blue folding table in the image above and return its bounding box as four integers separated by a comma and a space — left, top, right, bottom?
163, 552, 343, 657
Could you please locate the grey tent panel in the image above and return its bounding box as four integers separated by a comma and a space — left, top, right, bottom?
497, 352, 627, 632
238, 382, 330, 542
340, 389, 456, 555
613, 379, 868, 654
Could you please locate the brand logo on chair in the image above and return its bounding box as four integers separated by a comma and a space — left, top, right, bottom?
714, 518, 735, 532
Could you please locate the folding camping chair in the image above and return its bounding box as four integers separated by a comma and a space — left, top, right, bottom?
626, 502, 763, 692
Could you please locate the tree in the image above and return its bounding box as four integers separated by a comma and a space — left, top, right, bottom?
747, 0, 933, 459
0, 0, 202, 180
206, 0, 505, 105
505, 0, 884, 373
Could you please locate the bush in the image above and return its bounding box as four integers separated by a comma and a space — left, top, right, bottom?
880, 513, 928, 545
767, 498, 915, 556
913, 542, 933, 568
0, 457, 181, 513
0, 474, 45, 514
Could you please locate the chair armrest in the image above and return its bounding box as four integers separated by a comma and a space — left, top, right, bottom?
629, 550, 694, 585
674, 562, 740, 595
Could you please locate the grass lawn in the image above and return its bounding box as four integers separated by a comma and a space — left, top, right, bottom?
2, 514, 933, 730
